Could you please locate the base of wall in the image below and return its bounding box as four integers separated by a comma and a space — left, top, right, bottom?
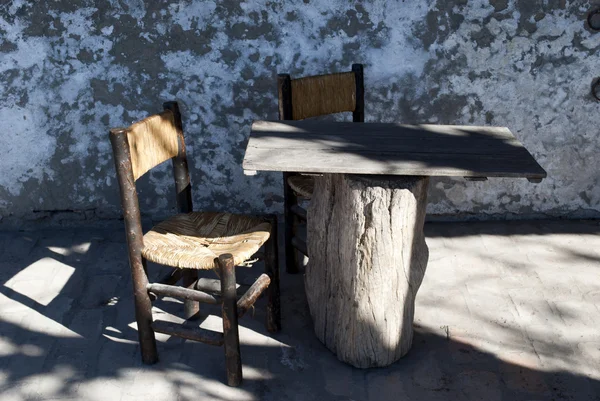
2, 208, 600, 230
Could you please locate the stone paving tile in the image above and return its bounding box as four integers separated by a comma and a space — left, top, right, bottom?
79, 274, 123, 309
0, 220, 599, 400
1, 231, 40, 263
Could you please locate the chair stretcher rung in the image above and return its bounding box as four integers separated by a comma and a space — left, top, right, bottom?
237, 273, 271, 318
195, 278, 248, 295
291, 237, 308, 256
290, 204, 307, 220
152, 320, 224, 346
147, 283, 220, 304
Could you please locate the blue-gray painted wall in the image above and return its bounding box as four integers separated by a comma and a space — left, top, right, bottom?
1, 1, 598, 226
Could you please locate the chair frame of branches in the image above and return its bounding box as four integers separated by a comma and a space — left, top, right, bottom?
109, 101, 280, 386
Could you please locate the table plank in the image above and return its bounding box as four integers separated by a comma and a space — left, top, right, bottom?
244, 120, 547, 179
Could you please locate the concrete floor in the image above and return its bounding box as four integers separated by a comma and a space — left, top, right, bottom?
0, 219, 599, 400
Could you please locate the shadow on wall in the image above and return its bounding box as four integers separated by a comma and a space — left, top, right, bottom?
0, 224, 598, 400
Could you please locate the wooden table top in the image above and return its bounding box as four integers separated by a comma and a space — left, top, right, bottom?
243, 120, 547, 180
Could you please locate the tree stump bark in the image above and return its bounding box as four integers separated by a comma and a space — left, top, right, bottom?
305, 174, 429, 368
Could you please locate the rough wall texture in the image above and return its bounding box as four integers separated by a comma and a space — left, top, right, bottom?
0, 0, 599, 225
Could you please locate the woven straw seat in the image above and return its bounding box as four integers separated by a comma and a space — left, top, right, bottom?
142, 212, 271, 270
287, 175, 314, 198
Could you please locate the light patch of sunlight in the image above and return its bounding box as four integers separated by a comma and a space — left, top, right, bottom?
46, 246, 70, 256
14, 367, 76, 400
105, 326, 121, 334
238, 325, 289, 347
126, 315, 190, 344
197, 315, 290, 347
6, 257, 74, 306
20, 343, 44, 357
418, 124, 477, 136
164, 368, 254, 401
1, 305, 80, 339
103, 325, 139, 345
198, 314, 223, 331
238, 365, 274, 380
77, 378, 128, 401
0, 336, 18, 356
117, 368, 179, 399
418, 299, 600, 379
102, 325, 132, 343
130, 312, 290, 347
255, 121, 308, 133
496, 350, 541, 370
0, 337, 45, 358
577, 342, 600, 379
24, 309, 82, 338
47, 241, 91, 256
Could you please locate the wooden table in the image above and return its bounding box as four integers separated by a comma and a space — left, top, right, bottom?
243, 120, 546, 368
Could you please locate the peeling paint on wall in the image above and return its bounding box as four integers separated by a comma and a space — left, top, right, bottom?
0, 0, 598, 225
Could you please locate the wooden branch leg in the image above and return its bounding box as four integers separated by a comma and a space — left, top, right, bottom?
182, 269, 200, 320
219, 254, 242, 387
111, 125, 157, 365
264, 215, 281, 332
283, 172, 300, 274
136, 259, 158, 364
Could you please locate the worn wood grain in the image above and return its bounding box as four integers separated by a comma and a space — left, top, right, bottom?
219, 254, 242, 386
305, 174, 429, 368
236, 273, 271, 318
146, 283, 220, 304
244, 120, 546, 179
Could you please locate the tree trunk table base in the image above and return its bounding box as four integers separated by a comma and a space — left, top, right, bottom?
305, 174, 429, 368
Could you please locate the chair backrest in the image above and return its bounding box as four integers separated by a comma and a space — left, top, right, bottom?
278, 64, 364, 122
110, 101, 193, 234
125, 110, 180, 181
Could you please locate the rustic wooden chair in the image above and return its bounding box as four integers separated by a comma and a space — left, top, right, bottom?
277, 64, 364, 273
109, 101, 280, 387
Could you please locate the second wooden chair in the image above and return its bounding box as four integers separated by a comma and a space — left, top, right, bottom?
277, 64, 365, 273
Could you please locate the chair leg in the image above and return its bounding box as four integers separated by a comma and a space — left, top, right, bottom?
182, 269, 200, 320
135, 259, 158, 364
264, 215, 281, 332
219, 254, 242, 387
283, 172, 299, 274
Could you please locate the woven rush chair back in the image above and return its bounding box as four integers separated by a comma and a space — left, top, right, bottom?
278, 64, 364, 122
126, 111, 179, 181
110, 102, 193, 216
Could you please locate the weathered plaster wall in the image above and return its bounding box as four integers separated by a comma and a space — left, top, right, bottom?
0, 0, 599, 225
